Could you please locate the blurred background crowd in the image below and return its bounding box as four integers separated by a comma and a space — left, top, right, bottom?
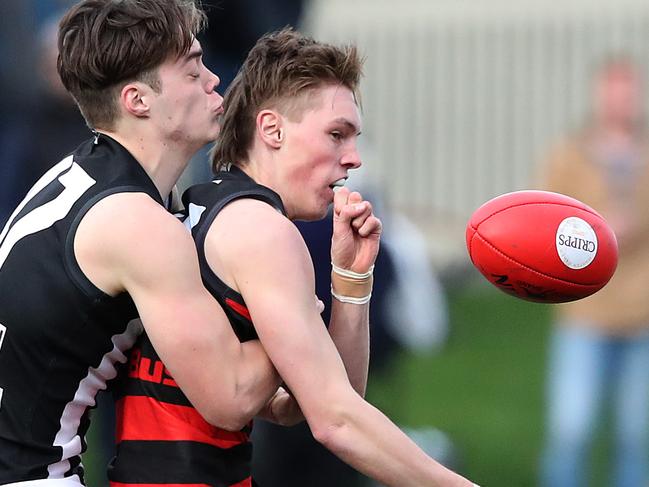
4, 0, 649, 486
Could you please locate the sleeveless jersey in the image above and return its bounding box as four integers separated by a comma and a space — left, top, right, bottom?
109, 166, 284, 487
0, 134, 160, 485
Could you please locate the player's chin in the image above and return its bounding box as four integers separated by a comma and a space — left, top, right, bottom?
325, 186, 336, 204
301, 206, 329, 222
299, 199, 330, 222
323, 190, 337, 214
209, 123, 222, 140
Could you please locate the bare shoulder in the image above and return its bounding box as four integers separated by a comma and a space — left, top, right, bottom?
205, 197, 311, 289
209, 197, 305, 255
75, 191, 195, 294
83, 192, 184, 237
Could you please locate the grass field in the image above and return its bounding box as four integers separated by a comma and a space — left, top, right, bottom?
367, 276, 551, 486
367, 275, 621, 487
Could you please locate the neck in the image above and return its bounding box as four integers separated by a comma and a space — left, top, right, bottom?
237, 148, 274, 189
98, 128, 199, 200
239, 149, 299, 220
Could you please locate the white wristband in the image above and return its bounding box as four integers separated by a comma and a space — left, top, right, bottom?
331, 263, 374, 279
331, 287, 372, 305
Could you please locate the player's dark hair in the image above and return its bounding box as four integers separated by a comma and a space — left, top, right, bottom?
57, 0, 206, 130
212, 27, 364, 172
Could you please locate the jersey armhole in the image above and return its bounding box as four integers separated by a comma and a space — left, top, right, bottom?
64, 186, 163, 299
192, 189, 284, 300
193, 189, 284, 269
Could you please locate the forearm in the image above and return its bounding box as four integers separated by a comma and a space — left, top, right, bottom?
328, 263, 373, 395
310, 393, 474, 487
236, 340, 283, 420
328, 298, 370, 396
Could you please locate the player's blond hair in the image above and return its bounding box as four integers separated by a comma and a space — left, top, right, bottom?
212, 27, 364, 172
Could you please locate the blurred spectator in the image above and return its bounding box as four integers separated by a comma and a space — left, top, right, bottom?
381, 213, 449, 354
537, 57, 649, 487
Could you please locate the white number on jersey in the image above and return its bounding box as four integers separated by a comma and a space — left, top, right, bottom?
0, 156, 95, 410
0, 155, 96, 270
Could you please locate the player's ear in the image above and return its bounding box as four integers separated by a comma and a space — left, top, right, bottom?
257, 109, 283, 149
120, 82, 151, 118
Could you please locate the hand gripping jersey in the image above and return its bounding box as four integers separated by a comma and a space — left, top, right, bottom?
0, 134, 160, 485
108, 166, 285, 487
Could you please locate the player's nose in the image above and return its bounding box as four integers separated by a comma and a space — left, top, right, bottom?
341, 144, 361, 169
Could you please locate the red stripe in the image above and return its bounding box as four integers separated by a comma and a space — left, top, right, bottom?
225, 298, 251, 321
115, 396, 249, 449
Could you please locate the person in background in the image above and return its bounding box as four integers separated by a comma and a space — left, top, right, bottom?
538, 56, 649, 487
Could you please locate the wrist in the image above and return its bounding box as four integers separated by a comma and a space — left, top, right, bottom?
330, 263, 374, 305
331, 264, 374, 279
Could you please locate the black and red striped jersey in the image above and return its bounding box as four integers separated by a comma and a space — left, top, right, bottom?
109, 333, 254, 487
109, 166, 285, 487
0, 134, 159, 485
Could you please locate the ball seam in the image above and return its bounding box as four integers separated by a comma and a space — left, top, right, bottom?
470, 232, 603, 289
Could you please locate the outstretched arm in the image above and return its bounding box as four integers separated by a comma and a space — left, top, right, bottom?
206, 198, 476, 486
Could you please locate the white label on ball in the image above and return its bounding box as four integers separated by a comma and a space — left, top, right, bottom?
556, 217, 598, 269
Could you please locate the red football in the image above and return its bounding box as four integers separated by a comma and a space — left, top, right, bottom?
465, 190, 618, 303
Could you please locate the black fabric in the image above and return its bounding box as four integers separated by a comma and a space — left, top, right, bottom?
0, 134, 159, 483
182, 166, 285, 342
109, 440, 252, 486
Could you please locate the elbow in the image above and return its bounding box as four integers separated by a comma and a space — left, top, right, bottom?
192, 388, 258, 431
307, 387, 365, 454
217, 399, 263, 432
311, 419, 341, 450
200, 404, 252, 432
310, 414, 351, 456
197, 369, 277, 431
220, 415, 251, 433
198, 386, 274, 432
307, 401, 353, 454
230, 395, 263, 430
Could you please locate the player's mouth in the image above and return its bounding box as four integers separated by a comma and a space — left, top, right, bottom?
329, 178, 347, 191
